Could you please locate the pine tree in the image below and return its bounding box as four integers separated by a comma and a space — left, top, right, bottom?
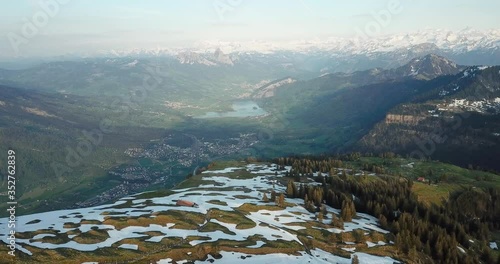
279, 193, 285, 208
341, 200, 350, 221
299, 184, 304, 198
330, 213, 339, 227
409, 246, 418, 260
262, 193, 269, 202
341, 170, 347, 180
321, 204, 328, 217
293, 182, 298, 197
351, 255, 359, 264
424, 241, 431, 256
353, 229, 366, 243
351, 200, 357, 218
341, 200, 355, 222
412, 205, 419, 219
286, 180, 294, 197
306, 200, 315, 212
271, 190, 276, 202
334, 212, 339, 224
378, 214, 388, 229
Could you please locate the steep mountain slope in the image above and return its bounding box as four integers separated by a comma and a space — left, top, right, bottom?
388, 54, 464, 80
356, 66, 500, 170
260, 54, 463, 150
0, 85, 166, 215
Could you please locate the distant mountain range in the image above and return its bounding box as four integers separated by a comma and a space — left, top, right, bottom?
91, 28, 499, 57
185, 28, 497, 72
3, 28, 498, 73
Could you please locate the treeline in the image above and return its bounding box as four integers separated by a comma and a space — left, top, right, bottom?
276, 156, 500, 264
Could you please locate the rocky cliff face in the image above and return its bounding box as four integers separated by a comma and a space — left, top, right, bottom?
213, 48, 234, 65
253, 77, 296, 98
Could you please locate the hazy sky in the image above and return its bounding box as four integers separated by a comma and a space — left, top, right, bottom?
0, 0, 499, 57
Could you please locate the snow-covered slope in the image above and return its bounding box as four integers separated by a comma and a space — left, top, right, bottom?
0, 163, 400, 263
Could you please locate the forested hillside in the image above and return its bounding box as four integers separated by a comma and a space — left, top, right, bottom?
276, 155, 500, 263
357, 66, 500, 171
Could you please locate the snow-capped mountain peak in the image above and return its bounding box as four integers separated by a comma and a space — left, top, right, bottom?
90, 28, 500, 59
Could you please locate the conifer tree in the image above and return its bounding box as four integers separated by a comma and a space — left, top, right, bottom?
321, 204, 328, 217
318, 212, 323, 222
351, 255, 359, 264
279, 193, 285, 208
409, 246, 418, 260
262, 193, 269, 202
341, 200, 356, 222
286, 180, 294, 197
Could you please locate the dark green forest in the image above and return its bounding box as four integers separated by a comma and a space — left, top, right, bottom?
276, 156, 500, 264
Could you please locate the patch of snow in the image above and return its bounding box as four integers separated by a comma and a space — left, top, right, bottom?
118, 244, 138, 250
201, 167, 243, 174
159, 249, 400, 264
32, 234, 56, 240
247, 240, 265, 248
156, 259, 173, 264
355, 253, 399, 264
366, 241, 377, 248
463, 70, 470, 78
457, 246, 466, 253
124, 60, 139, 67
490, 242, 498, 250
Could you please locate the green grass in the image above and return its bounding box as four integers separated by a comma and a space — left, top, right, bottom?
412, 182, 457, 205
199, 222, 236, 235
206, 160, 247, 170
132, 190, 175, 199
349, 157, 500, 188
206, 200, 228, 206
175, 176, 218, 189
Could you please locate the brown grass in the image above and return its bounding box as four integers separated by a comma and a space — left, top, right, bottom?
102, 210, 205, 230
72, 229, 110, 244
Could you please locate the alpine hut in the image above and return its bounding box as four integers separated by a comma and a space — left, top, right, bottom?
176, 200, 199, 207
